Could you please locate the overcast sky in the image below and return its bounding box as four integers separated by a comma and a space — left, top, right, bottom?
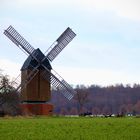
1, 0, 140, 86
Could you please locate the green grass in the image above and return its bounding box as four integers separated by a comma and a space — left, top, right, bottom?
0, 117, 140, 140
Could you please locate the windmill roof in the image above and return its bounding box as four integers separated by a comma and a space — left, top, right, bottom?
21, 48, 52, 71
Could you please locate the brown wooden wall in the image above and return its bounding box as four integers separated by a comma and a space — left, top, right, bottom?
21, 70, 51, 102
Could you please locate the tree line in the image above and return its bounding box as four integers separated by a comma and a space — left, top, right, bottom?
1, 70, 140, 116
51, 84, 140, 116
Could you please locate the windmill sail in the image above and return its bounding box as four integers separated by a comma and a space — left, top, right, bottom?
4, 25, 35, 55
4, 25, 77, 101
42, 67, 76, 100
45, 27, 76, 62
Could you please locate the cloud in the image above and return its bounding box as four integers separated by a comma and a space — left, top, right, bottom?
0, 0, 72, 8
0, 59, 21, 79
1, 0, 140, 86
2, 0, 140, 21
53, 66, 140, 86
17, 0, 51, 6
71, 0, 140, 20
0, 58, 139, 86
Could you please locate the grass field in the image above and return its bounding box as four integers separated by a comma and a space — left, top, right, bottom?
0, 117, 140, 140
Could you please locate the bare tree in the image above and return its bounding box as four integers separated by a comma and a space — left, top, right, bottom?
74, 85, 90, 115
0, 75, 15, 93
0, 72, 21, 116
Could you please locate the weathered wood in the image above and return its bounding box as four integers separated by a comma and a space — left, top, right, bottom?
21, 69, 51, 102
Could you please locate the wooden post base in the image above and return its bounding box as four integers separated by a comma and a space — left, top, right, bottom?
20, 103, 53, 116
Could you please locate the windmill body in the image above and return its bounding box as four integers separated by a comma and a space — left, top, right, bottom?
4, 25, 76, 115
21, 48, 52, 102
21, 48, 53, 115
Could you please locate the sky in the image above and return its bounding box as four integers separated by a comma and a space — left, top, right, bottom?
1, 0, 140, 86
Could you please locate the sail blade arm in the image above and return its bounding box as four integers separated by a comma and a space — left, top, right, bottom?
4, 25, 35, 55
45, 27, 76, 62
42, 66, 76, 100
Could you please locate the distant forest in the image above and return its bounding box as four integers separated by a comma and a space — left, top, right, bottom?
51, 84, 140, 116
1, 71, 140, 116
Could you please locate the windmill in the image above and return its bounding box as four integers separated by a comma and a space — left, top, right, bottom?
4, 25, 76, 115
